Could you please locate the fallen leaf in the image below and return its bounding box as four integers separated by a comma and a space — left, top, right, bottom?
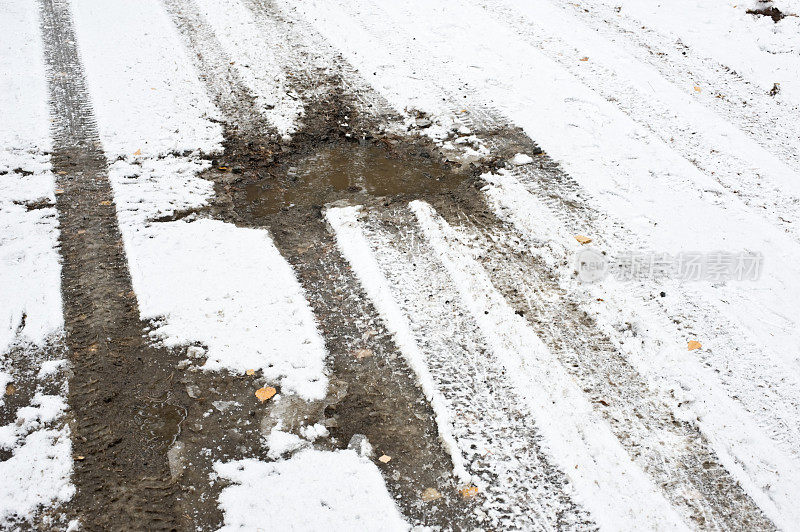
98, 200, 112, 206
574, 234, 592, 244
54, 189, 65, 195
421, 487, 442, 502
255, 386, 276, 402
693, 86, 702, 93
245, 369, 255, 376
459, 486, 479, 499
5, 383, 15, 396
76, 455, 85, 461
596, 298, 604, 302
354, 348, 373, 360
580, 56, 589, 61
57, 171, 67, 175
688, 340, 702, 351
218, 166, 230, 171
378, 454, 391, 463
133, 149, 142, 156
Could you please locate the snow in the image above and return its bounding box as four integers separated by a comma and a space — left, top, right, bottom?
0, 0, 62, 354
266, 429, 308, 459
71, 0, 330, 400
409, 200, 688, 531
0, 0, 72, 524
509, 153, 533, 165
214, 450, 408, 531
0, 395, 74, 523
70, 0, 221, 156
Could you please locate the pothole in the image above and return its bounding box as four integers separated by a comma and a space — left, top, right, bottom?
223, 140, 467, 218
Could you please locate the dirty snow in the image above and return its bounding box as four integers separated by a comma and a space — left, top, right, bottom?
214, 450, 408, 531
70, 0, 329, 399
0, 0, 72, 525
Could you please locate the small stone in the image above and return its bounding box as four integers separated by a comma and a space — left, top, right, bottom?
167, 441, 186, 480
378, 454, 392, 463
347, 434, 374, 458
421, 487, 442, 502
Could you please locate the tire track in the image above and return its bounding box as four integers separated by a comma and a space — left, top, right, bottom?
39, 0, 188, 528
471, 0, 800, 244
330, 204, 595, 530
160, 1, 479, 526
419, 193, 776, 530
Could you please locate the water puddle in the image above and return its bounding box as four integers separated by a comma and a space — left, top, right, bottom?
242, 142, 463, 216
136, 402, 186, 451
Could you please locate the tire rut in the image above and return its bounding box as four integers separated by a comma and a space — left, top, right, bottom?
39, 0, 188, 528
424, 190, 775, 530
355, 205, 595, 530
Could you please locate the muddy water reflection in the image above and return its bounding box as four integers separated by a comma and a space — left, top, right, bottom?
244, 143, 462, 215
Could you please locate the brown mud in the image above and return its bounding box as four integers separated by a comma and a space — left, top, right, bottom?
196, 82, 488, 526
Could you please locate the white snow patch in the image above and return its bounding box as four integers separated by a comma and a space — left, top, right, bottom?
510, 153, 533, 165
266, 429, 308, 459
70, 0, 222, 156
0, 394, 73, 522
214, 450, 408, 531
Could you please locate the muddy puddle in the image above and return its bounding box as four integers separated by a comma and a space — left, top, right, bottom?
238, 142, 464, 216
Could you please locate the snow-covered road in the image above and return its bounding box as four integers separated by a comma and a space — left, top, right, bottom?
1, 0, 799, 529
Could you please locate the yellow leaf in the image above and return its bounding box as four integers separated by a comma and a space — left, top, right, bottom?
255, 386, 276, 402
421, 488, 442, 502
688, 340, 702, 351
76, 455, 85, 461
245, 369, 255, 376
99, 200, 112, 206
574, 235, 592, 244
693, 86, 702, 93
378, 455, 391, 463
459, 486, 479, 499
133, 149, 142, 156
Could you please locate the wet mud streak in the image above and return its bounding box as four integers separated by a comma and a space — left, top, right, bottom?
269, 213, 478, 528
39, 0, 184, 528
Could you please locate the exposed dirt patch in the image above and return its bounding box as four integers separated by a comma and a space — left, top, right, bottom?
193, 86, 488, 527
746, 5, 786, 22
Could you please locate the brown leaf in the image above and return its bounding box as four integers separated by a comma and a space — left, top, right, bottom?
688, 340, 702, 351
574, 235, 592, 244
580, 56, 589, 61
255, 386, 276, 402
5, 383, 15, 396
